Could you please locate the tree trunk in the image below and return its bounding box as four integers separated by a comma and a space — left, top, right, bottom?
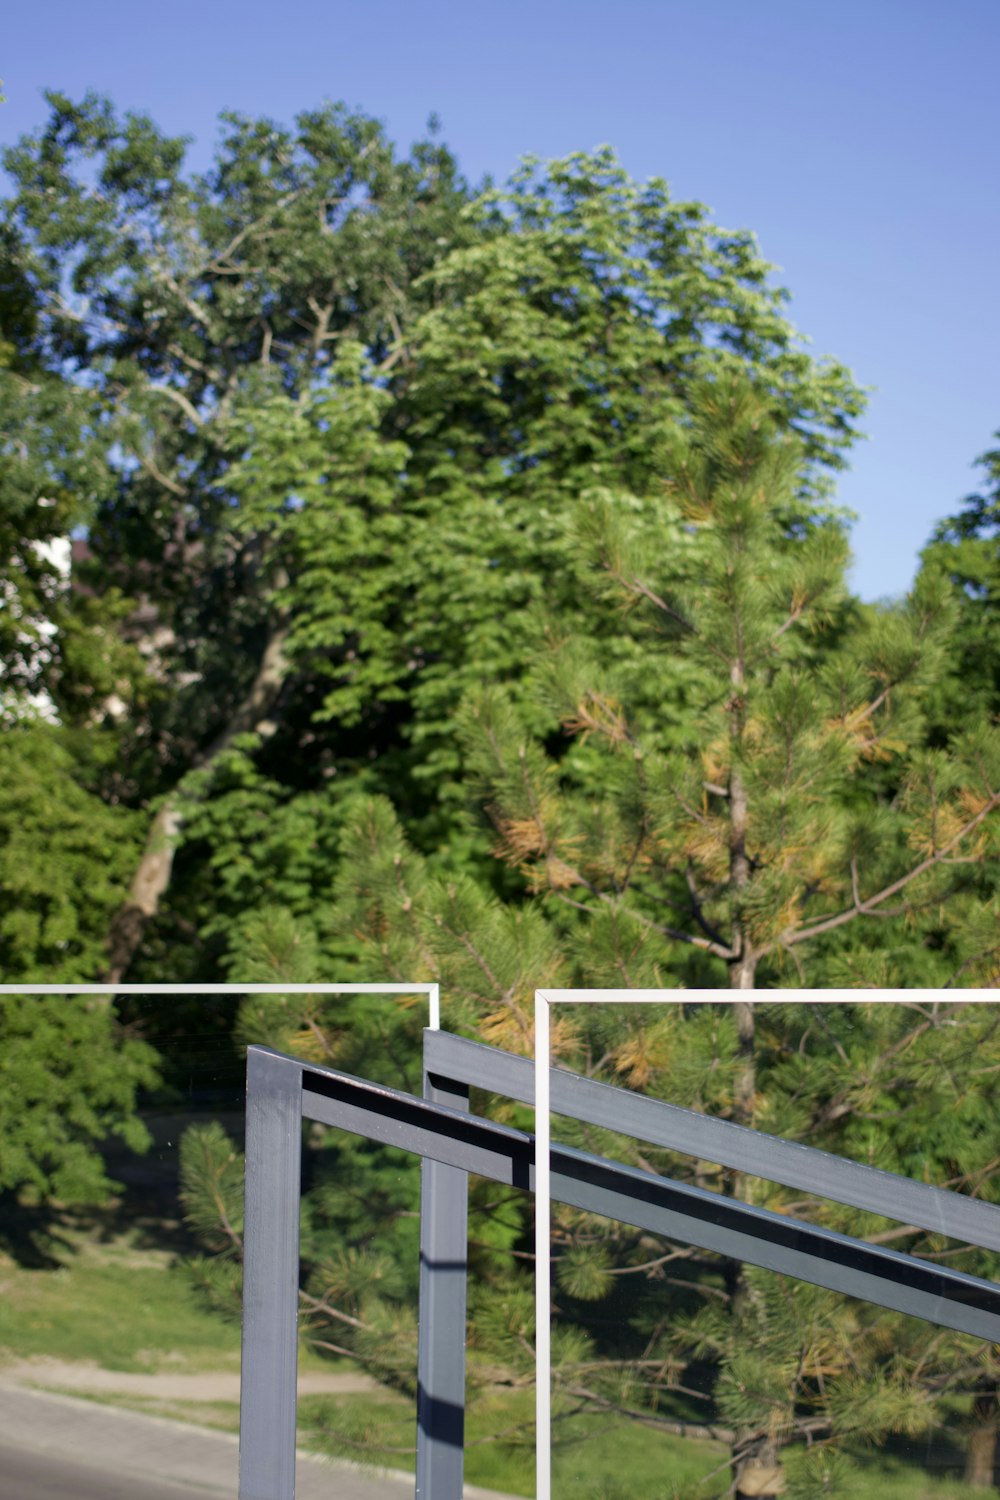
725, 757, 784, 1492
964, 1385, 998, 1489
725, 987, 786, 1498
728, 762, 757, 1109
736, 1436, 786, 1497
104, 617, 290, 983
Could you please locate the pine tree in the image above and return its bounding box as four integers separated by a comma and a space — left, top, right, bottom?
437, 372, 995, 994
920, 435, 1000, 730
174, 363, 999, 1492
283, 374, 997, 1495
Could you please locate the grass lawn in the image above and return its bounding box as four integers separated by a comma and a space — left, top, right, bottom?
0, 1210, 330, 1376
296, 1387, 992, 1500
0, 1227, 242, 1372
0, 1217, 990, 1499
296, 1385, 727, 1498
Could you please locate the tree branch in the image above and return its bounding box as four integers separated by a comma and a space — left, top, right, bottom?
554, 888, 735, 961
771, 601, 805, 642
149, 384, 205, 428
104, 608, 291, 983
945, 945, 1000, 989
625, 575, 697, 635
685, 863, 731, 950
137, 449, 188, 497
560, 1382, 736, 1444
773, 792, 1000, 952
202, 188, 303, 274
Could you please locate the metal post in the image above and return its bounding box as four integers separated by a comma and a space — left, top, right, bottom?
240, 1048, 303, 1500
534, 993, 551, 1500
415, 1042, 470, 1500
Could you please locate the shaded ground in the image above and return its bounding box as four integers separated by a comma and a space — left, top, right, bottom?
0, 1444, 217, 1500
0, 1108, 245, 1271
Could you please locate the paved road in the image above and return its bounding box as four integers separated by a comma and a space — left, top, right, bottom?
0, 1381, 400, 1499
0, 1382, 514, 1500
0, 1440, 224, 1500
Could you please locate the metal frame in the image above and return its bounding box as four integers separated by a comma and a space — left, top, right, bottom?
10, 983, 998, 1497
0, 983, 441, 1029
242, 1018, 1000, 1500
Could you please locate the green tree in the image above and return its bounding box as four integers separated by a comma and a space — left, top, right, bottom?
264, 377, 996, 1495
12, 93, 998, 1487
809, 433, 1000, 1002
0, 217, 147, 724
162, 156, 983, 1491
920, 435, 1000, 733
905, 436, 1000, 1472
171, 146, 867, 1006
1, 90, 476, 980
0, 728, 144, 982
226, 148, 864, 795
0, 216, 161, 1204
423, 375, 996, 1002
0, 992, 157, 1204
2, 112, 868, 984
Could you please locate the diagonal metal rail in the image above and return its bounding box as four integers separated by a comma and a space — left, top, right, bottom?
417, 1028, 1000, 1500
240, 1043, 1000, 1500
424, 1030, 1000, 1250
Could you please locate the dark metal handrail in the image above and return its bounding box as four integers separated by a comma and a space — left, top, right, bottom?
238, 1039, 1000, 1500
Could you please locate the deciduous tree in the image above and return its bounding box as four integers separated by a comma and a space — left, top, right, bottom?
267, 377, 998, 1495
1, 91, 475, 979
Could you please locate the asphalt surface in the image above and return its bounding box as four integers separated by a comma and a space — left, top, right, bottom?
0, 1380, 344, 1499
0, 1441, 222, 1500
0, 1381, 515, 1500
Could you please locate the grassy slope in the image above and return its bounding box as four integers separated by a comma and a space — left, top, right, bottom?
0, 1254, 241, 1372
0, 1227, 990, 1499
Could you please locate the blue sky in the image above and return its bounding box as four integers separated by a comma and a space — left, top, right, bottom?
2, 0, 997, 600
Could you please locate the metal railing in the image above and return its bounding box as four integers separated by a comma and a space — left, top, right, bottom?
239, 1028, 1000, 1500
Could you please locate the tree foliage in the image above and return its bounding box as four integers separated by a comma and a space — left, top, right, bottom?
0, 992, 157, 1201
920, 437, 1000, 730
3, 88, 1000, 1493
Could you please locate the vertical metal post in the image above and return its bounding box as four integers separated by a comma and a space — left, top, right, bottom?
240, 1047, 303, 1500
415, 1038, 470, 1500
534, 993, 552, 1500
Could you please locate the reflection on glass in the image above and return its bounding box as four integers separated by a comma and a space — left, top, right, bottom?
3, 993, 998, 1499
0, 987, 428, 1497
542, 1000, 1000, 1499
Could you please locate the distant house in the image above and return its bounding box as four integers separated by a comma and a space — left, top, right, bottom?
0, 520, 72, 724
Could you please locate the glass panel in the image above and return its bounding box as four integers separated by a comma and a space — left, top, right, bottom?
544, 999, 1000, 1500
1, 990, 248, 1496
0, 987, 428, 1499
550, 1230, 998, 1500
4, 991, 997, 1499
